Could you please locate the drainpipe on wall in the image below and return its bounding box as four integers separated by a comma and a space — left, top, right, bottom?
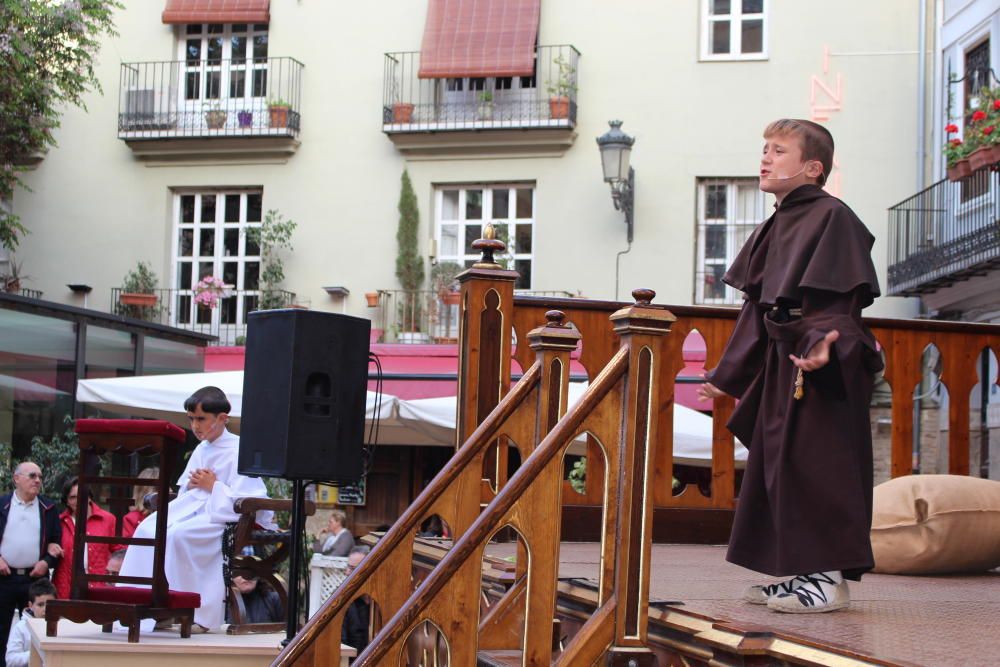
917, 0, 928, 189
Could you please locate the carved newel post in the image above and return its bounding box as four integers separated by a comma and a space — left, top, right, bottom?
608, 288, 675, 666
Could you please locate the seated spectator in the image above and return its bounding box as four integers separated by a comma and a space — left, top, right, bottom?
227, 575, 282, 624
316, 510, 354, 556
342, 546, 371, 658
105, 548, 126, 577
52, 477, 120, 600
6, 579, 56, 667
121, 466, 160, 539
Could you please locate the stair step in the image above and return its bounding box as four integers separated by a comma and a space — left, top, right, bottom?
477, 649, 523, 666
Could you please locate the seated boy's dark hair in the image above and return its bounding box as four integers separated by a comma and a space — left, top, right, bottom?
764, 118, 834, 186
28, 578, 57, 601
184, 386, 231, 414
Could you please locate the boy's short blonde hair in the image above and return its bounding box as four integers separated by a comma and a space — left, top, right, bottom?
764, 119, 834, 186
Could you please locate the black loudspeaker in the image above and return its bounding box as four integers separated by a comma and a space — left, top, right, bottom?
238, 309, 371, 482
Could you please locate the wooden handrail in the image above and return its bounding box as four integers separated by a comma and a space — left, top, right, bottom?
358, 347, 631, 664
273, 362, 542, 666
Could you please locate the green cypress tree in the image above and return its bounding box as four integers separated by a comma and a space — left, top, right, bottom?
395, 171, 424, 331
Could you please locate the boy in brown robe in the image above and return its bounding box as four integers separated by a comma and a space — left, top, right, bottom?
699, 119, 882, 613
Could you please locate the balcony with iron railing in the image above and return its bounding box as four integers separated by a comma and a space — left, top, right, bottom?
369, 289, 579, 343
887, 163, 1000, 296
117, 57, 303, 158
382, 45, 580, 154
110, 287, 296, 345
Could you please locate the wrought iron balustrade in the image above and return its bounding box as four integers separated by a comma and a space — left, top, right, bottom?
117, 57, 304, 140
371, 289, 579, 343
110, 287, 296, 345
887, 165, 1000, 295
382, 45, 580, 132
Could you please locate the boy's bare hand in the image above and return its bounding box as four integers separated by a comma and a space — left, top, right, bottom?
47, 543, 63, 558
29, 561, 48, 577
697, 382, 726, 401
188, 468, 217, 491
789, 330, 840, 372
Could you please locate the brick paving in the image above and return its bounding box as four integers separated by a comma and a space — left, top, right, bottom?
486, 542, 1000, 667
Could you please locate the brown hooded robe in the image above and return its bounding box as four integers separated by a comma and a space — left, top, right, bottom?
707, 184, 883, 581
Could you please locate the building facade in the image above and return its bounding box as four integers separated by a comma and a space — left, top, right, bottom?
4, 0, 924, 345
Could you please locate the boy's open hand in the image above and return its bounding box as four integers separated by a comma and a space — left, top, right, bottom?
789, 330, 840, 372
188, 468, 217, 491
697, 382, 727, 401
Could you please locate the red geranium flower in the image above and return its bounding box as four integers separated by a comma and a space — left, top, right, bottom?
950, 138, 963, 146
993, 99, 1000, 110
972, 110, 987, 122
984, 125, 995, 135
945, 123, 959, 133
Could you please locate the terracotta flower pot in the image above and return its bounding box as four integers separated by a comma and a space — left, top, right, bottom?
365, 292, 379, 308
205, 110, 227, 129
955, 158, 973, 180
441, 290, 460, 306
119, 292, 157, 307
968, 146, 993, 171
269, 105, 290, 128
392, 103, 415, 123
549, 95, 571, 120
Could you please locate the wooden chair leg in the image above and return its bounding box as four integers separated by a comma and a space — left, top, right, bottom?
102, 622, 113, 633
128, 620, 140, 643
179, 613, 192, 639
46, 617, 58, 637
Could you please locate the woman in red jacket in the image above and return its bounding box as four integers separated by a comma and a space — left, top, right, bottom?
52, 477, 120, 600
121, 466, 159, 538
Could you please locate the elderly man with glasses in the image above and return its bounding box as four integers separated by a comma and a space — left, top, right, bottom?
0, 462, 62, 665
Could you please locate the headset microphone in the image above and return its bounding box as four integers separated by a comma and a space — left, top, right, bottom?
764, 166, 807, 181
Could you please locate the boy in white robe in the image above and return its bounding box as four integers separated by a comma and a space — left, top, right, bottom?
119, 386, 273, 632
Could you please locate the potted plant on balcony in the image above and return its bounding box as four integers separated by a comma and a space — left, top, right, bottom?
237, 109, 253, 129
365, 291, 380, 308
476, 90, 494, 121
431, 261, 463, 306
268, 98, 291, 128
117, 261, 161, 321
546, 55, 577, 120
388, 73, 415, 123
944, 124, 972, 182
204, 102, 227, 130
1, 255, 28, 294
193, 275, 233, 309
247, 208, 297, 310
395, 170, 427, 342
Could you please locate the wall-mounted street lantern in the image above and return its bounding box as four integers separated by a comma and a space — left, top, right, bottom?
596, 120, 635, 243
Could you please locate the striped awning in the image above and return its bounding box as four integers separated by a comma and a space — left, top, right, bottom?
162, 0, 270, 24
418, 0, 541, 79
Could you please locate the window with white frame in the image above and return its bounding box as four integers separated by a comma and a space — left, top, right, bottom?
695, 179, 766, 305
700, 0, 767, 60
173, 190, 263, 335
179, 23, 269, 106
435, 185, 535, 289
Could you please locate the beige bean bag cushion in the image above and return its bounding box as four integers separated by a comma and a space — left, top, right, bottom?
871, 474, 1000, 575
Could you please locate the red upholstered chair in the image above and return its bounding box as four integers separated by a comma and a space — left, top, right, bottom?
46, 419, 201, 643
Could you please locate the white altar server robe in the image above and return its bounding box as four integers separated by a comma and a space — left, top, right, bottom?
119, 429, 272, 630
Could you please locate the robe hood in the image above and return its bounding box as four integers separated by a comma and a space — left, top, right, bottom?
723, 185, 881, 307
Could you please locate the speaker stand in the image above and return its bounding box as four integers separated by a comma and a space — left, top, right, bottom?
282, 478, 306, 646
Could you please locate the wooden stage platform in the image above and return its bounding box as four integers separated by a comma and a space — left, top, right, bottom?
25, 618, 354, 667
487, 542, 1000, 667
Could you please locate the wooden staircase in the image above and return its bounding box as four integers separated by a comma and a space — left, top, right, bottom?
276, 228, 1000, 666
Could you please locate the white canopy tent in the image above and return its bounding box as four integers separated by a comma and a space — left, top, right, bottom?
77, 372, 746, 466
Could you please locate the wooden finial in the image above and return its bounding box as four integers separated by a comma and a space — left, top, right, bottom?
545, 310, 567, 327
471, 222, 507, 268
632, 288, 655, 305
